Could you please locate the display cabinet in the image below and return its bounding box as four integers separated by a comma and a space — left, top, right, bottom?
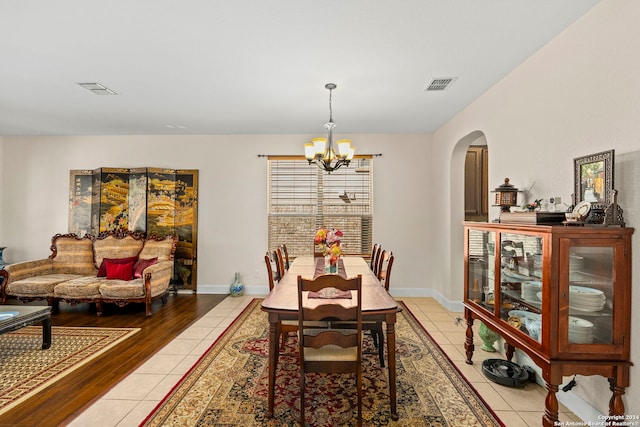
463, 222, 634, 427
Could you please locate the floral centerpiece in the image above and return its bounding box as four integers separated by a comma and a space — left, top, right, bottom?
314, 227, 343, 272
314, 226, 343, 255
327, 242, 342, 267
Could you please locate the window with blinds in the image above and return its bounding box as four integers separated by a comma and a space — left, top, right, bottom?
268, 157, 373, 258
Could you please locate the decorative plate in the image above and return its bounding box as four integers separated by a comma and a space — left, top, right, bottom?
522, 281, 542, 290
0, 311, 20, 321
573, 201, 591, 218
568, 316, 594, 329
508, 310, 541, 322
507, 316, 522, 329
569, 285, 605, 296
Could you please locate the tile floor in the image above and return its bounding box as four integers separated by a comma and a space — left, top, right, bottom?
68, 296, 583, 427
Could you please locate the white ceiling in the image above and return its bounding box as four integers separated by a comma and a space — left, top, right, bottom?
0, 0, 600, 136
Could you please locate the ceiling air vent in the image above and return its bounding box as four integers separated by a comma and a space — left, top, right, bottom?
78, 82, 118, 95
425, 77, 457, 91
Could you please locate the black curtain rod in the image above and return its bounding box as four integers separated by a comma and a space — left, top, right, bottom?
257, 154, 382, 158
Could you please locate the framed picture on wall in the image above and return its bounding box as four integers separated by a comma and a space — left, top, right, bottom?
573, 149, 614, 205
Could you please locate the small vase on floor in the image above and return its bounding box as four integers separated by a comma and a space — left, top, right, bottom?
478, 321, 500, 352
0, 247, 6, 269
230, 272, 245, 297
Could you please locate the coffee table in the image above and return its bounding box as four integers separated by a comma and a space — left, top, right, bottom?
0, 305, 52, 349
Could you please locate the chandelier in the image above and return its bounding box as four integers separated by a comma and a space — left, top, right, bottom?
304, 83, 355, 173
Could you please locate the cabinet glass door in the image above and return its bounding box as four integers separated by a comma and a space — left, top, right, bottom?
467, 229, 495, 312
567, 246, 614, 345
499, 232, 543, 343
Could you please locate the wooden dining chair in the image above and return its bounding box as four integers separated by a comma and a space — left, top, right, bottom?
367, 251, 394, 366
369, 243, 380, 270
297, 273, 363, 427
371, 245, 382, 273
269, 250, 281, 282
378, 251, 394, 291
374, 249, 386, 278
271, 248, 285, 283
265, 253, 297, 351
265, 252, 279, 289
280, 244, 290, 271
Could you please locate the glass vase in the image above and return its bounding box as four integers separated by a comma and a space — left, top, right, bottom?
478, 321, 500, 352
229, 272, 245, 297
0, 247, 6, 270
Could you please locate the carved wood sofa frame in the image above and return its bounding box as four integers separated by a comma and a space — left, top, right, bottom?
0, 230, 178, 316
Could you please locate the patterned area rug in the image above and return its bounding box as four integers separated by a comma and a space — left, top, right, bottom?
143, 300, 503, 426
0, 325, 140, 415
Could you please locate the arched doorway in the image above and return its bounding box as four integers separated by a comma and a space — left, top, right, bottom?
464, 136, 488, 222
447, 130, 488, 303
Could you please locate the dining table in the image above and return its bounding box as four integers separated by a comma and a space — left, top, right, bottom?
261, 255, 401, 420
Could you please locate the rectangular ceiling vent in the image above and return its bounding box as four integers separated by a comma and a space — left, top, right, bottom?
425, 77, 457, 91
78, 82, 118, 95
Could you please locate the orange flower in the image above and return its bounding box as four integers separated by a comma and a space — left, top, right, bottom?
314, 227, 327, 243
328, 243, 342, 257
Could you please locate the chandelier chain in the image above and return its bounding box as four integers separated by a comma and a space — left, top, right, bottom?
328, 86, 333, 124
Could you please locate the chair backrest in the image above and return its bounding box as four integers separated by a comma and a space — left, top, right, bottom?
374, 249, 386, 277
381, 252, 394, 291
265, 253, 276, 291
269, 249, 283, 282
297, 274, 363, 352
369, 243, 379, 270
297, 273, 364, 426
274, 247, 285, 281
280, 244, 290, 270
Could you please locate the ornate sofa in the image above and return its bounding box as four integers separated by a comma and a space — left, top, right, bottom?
0, 230, 177, 316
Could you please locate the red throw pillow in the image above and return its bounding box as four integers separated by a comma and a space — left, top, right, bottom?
133, 257, 158, 279
97, 256, 138, 277
105, 259, 135, 281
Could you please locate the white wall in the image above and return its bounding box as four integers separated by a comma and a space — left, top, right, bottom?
2, 0, 639, 419
432, 0, 640, 418
0, 136, 3, 244
0, 133, 433, 296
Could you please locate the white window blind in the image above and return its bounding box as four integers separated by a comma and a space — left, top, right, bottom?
268, 157, 373, 257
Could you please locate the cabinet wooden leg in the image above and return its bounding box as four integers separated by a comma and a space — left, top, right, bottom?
543, 382, 559, 427
464, 314, 474, 364
505, 343, 515, 361
608, 377, 626, 416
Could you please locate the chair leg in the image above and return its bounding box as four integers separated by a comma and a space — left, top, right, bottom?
279, 331, 287, 350
356, 371, 363, 427
375, 323, 385, 368
371, 329, 379, 348
300, 372, 305, 426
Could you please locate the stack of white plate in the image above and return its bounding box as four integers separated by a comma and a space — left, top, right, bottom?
569, 285, 606, 311
521, 281, 542, 302
568, 316, 594, 344
569, 255, 585, 272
